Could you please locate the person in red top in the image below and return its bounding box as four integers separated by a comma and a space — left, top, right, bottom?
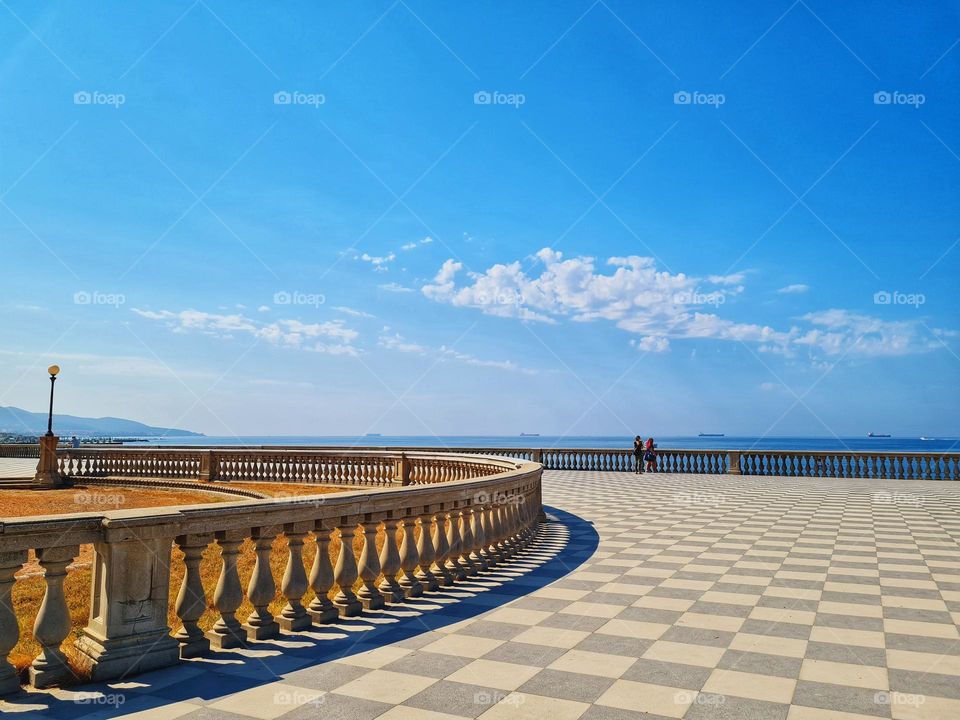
644, 437, 657, 472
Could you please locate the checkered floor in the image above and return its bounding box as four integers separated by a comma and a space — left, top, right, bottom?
3, 470, 960, 719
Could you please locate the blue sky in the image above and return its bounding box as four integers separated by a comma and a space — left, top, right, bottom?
1, 1, 958, 437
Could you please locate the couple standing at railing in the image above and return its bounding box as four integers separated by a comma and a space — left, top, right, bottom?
633, 436, 657, 473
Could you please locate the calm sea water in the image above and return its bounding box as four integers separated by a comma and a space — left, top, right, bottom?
131, 435, 958, 453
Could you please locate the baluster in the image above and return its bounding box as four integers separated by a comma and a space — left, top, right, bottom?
0, 550, 27, 696
378, 517, 405, 603
333, 519, 362, 616
279, 523, 312, 631
244, 528, 280, 640
206, 531, 246, 648
307, 524, 338, 623
398, 515, 423, 597
445, 509, 467, 580
459, 508, 478, 575
357, 518, 385, 609
30, 545, 80, 688
490, 503, 507, 562
471, 504, 490, 570
416, 513, 440, 591
174, 534, 212, 657
432, 512, 454, 586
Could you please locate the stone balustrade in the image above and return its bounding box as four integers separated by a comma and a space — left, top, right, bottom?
2, 442, 957, 482
0, 451, 541, 695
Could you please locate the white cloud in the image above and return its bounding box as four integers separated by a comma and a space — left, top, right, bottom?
378, 332, 426, 354
334, 306, 375, 319
257, 305, 271, 313
778, 283, 809, 294
378, 282, 414, 293
400, 236, 434, 251
421, 249, 950, 358
132, 308, 359, 356
377, 330, 534, 373
358, 252, 396, 272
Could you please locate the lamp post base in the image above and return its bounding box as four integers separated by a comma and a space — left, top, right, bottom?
33, 435, 63, 488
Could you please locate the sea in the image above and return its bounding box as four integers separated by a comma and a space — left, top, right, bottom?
129, 435, 958, 453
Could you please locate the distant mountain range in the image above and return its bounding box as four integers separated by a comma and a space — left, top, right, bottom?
0, 406, 203, 437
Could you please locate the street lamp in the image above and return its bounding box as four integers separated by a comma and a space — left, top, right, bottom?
34, 364, 62, 487
45, 364, 60, 437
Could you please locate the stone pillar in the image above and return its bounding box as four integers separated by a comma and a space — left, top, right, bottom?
75, 533, 180, 682
378, 518, 404, 603
398, 516, 423, 597
0, 550, 27, 696
415, 514, 439, 591
727, 451, 741, 475
33, 435, 62, 488
205, 531, 246, 649
244, 528, 280, 640
395, 454, 411, 485
198, 451, 218, 482
307, 524, 338, 624
174, 534, 212, 658
356, 519, 385, 610
333, 520, 362, 616
279, 523, 311, 631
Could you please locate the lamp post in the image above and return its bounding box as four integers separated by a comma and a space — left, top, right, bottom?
34, 364, 62, 488
45, 364, 59, 437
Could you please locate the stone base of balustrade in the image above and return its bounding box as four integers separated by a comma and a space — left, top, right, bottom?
359, 594, 385, 611
74, 629, 180, 682
28, 659, 72, 690
307, 606, 339, 624
278, 612, 312, 632
334, 598, 363, 617
243, 619, 280, 641
379, 583, 406, 604
205, 625, 246, 650
177, 636, 210, 659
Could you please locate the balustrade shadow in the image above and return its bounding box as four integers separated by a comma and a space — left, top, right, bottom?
0, 505, 598, 716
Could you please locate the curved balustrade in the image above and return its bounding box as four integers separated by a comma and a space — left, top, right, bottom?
0, 451, 542, 694
6, 442, 954, 480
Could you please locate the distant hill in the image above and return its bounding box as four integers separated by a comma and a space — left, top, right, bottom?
0, 406, 203, 437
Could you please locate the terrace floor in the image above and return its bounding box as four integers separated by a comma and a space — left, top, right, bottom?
3, 470, 960, 719
0, 458, 36, 480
